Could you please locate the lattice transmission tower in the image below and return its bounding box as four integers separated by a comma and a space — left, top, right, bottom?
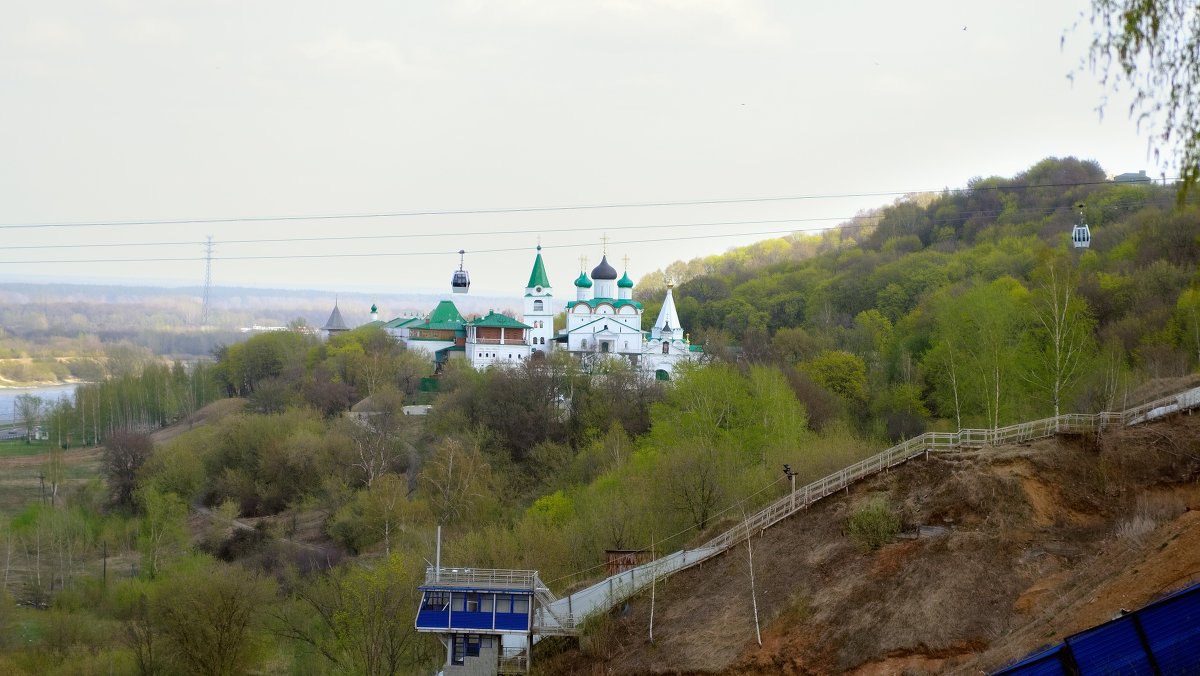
200, 236, 213, 327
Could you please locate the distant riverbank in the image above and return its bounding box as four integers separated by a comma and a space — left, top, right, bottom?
0, 377, 88, 390
0, 383, 82, 425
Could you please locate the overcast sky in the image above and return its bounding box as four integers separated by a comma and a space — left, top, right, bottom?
1, 0, 1166, 299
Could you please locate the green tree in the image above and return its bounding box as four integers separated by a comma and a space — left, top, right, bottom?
279, 553, 437, 676
799, 351, 867, 403
136, 488, 188, 579
154, 559, 275, 675
1084, 0, 1200, 196
14, 393, 42, 444
1177, 287, 1200, 367
928, 279, 1030, 429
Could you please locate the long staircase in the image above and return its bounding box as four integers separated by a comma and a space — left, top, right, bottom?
532, 386, 1200, 636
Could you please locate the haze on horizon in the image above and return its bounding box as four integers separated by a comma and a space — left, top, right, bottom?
1, 0, 1168, 298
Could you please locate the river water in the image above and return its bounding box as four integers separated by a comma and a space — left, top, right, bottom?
0, 383, 80, 425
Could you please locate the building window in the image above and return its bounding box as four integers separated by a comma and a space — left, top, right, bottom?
534, 300, 544, 311
423, 591, 449, 610
581, 339, 588, 349
513, 597, 529, 614
451, 593, 465, 612
466, 593, 480, 613
663, 342, 669, 354
451, 634, 487, 664
601, 341, 611, 353
495, 594, 511, 612
481, 594, 494, 612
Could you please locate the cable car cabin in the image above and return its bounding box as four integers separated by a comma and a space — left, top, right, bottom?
451, 269, 471, 293
1071, 223, 1091, 249
452, 249, 471, 294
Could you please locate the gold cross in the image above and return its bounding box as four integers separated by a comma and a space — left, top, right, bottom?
622, 254, 630, 270
579, 255, 588, 271
600, 233, 610, 254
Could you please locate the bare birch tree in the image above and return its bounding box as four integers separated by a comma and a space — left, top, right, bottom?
1025, 255, 1096, 417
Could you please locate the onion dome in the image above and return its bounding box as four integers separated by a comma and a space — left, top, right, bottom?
590, 255, 618, 280
370, 303, 378, 314
574, 271, 593, 288
618, 272, 634, 289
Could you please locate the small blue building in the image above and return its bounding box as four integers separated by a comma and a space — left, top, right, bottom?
415, 567, 540, 675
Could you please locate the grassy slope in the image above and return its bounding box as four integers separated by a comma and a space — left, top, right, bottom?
539, 413, 1200, 675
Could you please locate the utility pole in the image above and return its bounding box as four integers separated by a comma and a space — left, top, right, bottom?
200, 235, 214, 327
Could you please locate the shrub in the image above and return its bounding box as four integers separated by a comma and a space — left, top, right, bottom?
847, 495, 901, 550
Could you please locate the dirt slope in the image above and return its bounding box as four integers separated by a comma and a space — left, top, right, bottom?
538, 413, 1200, 675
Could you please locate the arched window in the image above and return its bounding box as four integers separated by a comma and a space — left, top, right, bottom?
533, 300, 544, 311
662, 342, 669, 354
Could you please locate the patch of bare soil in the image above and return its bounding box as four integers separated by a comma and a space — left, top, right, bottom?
545, 411, 1200, 675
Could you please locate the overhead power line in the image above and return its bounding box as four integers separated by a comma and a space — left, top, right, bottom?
0, 196, 1184, 254
0, 177, 1179, 230
0, 227, 838, 264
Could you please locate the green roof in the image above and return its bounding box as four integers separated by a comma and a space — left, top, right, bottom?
574, 272, 593, 288
527, 247, 551, 289
618, 272, 634, 288
410, 300, 467, 331
566, 298, 643, 310
428, 300, 466, 324
383, 316, 423, 329
469, 311, 531, 329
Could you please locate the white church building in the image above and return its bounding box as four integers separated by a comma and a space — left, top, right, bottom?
357, 245, 699, 378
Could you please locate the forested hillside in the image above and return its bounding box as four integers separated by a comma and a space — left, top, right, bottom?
0, 157, 1197, 675
636, 157, 1199, 436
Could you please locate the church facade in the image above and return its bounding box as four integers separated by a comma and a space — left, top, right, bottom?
556, 248, 697, 379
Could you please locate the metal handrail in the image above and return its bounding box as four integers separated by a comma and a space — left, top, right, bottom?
424, 567, 538, 589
